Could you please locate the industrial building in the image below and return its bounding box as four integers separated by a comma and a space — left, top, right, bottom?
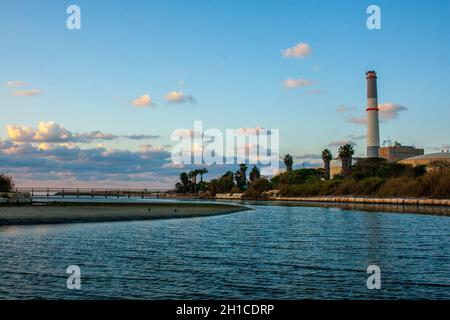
399, 151, 450, 168
379, 141, 424, 162
327, 70, 442, 176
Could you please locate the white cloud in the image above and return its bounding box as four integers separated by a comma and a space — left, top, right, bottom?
6, 125, 36, 142
6, 122, 154, 144
429, 144, 450, 151
132, 94, 154, 107
235, 127, 271, 136
282, 42, 311, 59
33, 121, 72, 142
347, 117, 367, 125
5, 80, 28, 87
11, 88, 42, 96
125, 134, 160, 140
347, 134, 366, 141
165, 91, 196, 104
378, 103, 407, 120
0, 140, 175, 188
328, 140, 357, 147
336, 105, 356, 113
295, 153, 322, 160
284, 78, 312, 89
346, 102, 407, 125
74, 131, 118, 142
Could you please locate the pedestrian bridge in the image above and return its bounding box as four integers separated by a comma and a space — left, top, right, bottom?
14, 187, 171, 198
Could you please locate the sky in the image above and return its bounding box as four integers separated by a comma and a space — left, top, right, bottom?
1, 0, 449, 188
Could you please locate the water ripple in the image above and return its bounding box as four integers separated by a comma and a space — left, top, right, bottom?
0, 201, 449, 299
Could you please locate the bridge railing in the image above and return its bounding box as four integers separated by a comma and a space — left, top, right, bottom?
14, 187, 172, 198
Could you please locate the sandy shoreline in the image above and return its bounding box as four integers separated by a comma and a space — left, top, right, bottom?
0, 202, 250, 226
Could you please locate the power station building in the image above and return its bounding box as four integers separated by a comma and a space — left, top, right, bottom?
379, 141, 424, 162
328, 70, 435, 176
399, 151, 450, 168
365, 71, 424, 162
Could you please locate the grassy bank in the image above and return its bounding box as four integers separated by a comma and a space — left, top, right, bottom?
276, 162, 450, 199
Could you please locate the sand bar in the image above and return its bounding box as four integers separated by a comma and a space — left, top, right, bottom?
0, 202, 250, 226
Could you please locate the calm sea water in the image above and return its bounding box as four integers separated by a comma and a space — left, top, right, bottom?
0, 198, 449, 299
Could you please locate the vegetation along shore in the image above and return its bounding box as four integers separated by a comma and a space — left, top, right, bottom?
173, 144, 450, 202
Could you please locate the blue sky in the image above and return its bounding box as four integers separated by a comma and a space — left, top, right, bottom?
1, 0, 449, 187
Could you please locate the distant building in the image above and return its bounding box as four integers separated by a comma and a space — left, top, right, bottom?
379, 142, 424, 162
399, 151, 450, 169
329, 157, 361, 177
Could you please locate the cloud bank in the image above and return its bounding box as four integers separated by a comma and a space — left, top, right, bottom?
6, 122, 159, 143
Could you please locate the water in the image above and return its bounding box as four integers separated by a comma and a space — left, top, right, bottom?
0, 198, 449, 299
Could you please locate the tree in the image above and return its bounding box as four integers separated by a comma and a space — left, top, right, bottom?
219, 174, 235, 192
338, 144, 355, 176
249, 165, 261, 184
283, 154, 294, 173
198, 168, 208, 183
207, 171, 235, 194
179, 172, 190, 193
189, 170, 200, 193
242, 177, 272, 200
174, 182, 184, 193
223, 170, 234, 179
0, 174, 14, 192
321, 149, 333, 180
234, 164, 248, 189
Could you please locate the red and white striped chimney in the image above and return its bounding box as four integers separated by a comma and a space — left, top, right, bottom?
366, 70, 380, 158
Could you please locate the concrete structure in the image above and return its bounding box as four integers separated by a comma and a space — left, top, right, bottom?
329, 158, 361, 177
330, 159, 343, 177
366, 71, 380, 158
0, 192, 31, 204
399, 152, 450, 168
379, 141, 424, 162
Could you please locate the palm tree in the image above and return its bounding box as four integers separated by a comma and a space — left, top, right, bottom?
188, 170, 199, 193
283, 154, 293, 173
179, 172, 190, 193
187, 171, 193, 193
338, 144, 354, 176
198, 168, 208, 183
321, 149, 333, 180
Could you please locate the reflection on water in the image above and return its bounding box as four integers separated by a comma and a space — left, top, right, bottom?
0, 199, 449, 299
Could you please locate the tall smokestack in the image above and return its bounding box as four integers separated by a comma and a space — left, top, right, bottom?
366, 70, 380, 158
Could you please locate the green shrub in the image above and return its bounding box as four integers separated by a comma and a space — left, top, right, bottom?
0, 174, 15, 193
271, 168, 321, 186
242, 177, 272, 200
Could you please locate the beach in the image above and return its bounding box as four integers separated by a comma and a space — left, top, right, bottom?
0, 202, 250, 226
